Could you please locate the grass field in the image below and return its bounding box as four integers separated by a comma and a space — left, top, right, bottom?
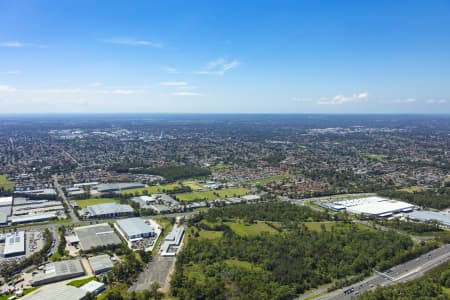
121, 183, 182, 196
0, 175, 14, 192
243, 173, 292, 185
198, 230, 224, 240
67, 276, 95, 287
304, 221, 335, 232
398, 186, 429, 193
76, 198, 119, 208
182, 180, 204, 191
175, 187, 251, 202
224, 221, 277, 236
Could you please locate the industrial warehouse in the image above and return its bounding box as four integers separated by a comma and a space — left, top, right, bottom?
320, 196, 416, 217
81, 203, 135, 219
88, 254, 114, 274
1, 231, 25, 257
116, 217, 155, 240
115, 217, 161, 251
72, 223, 122, 251
161, 224, 185, 257
31, 259, 85, 286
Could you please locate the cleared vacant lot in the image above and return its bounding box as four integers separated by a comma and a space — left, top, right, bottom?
76, 198, 119, 208
121, 183, 182, 196
175, 187, 251, 202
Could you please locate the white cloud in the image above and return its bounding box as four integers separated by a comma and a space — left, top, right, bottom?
34, 88, 81, 94
171, 92, 203, 97
394, 98, 416, 103
0, 41, 28, 47
426, 99, 447, 104
0, 41, 44, 48
1, 70, 21, 75
89, 82, 103, 87
0, 85, 16, 93
196, 58, 240, 75
163, 67, 179, 74
318, 91, 369, 105
160, 81, 188, 87
103, 38, 162, 48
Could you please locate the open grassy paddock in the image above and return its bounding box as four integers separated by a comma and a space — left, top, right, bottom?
0, 175, 14, 192
75, 198, 120, 208
120, 183, 183, 196
175, 187, 251, 202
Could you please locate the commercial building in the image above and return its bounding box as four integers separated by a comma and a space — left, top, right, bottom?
9, 212, 58, 224
116, 217, 155, 241
83, 203, 134, 219
88, 254, 114, 274
73, 223, 122, 251
322, 196, 415, 217
23, 284, 87, 300
2, 231, 25, 257
31, 259, 85, 286
80, 280, 105, 295
95, 182, 144, 193
149, 204, 172, 214
407, 210, 450, 227
0, 196, 13, 207
161, 224, 185, 256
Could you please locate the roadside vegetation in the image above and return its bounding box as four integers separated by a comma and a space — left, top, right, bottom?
358, 260, 450, 299
170, 202, 436, 300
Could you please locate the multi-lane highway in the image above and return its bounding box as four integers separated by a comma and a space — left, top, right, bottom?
317, 244, 450, 299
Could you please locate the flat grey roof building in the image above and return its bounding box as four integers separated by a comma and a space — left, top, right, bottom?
74, 223, 122, 251
116, 217, 155, 240
408, 210, 450, 227
23, 284, 87, 300
88, 254, 114, 274
84, 203, 134, 218
96, 182, 144, 193
9, 212, 58, 224
2, 231, 25, 257
31, 259, 85, 286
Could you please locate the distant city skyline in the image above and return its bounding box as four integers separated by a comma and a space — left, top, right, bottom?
1, 0, 450, 113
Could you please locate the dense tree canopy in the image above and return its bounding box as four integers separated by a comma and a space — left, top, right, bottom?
171, 202, 436, 300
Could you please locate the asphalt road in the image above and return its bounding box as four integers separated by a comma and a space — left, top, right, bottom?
317, 244, 450, 300
52, 175, 79, 222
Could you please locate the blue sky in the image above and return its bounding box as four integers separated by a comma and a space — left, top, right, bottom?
1, 0, 450, 113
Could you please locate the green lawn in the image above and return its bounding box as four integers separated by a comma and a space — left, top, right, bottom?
243, 173, 292, 186
224, 221, 277, 236
0, 174, 14, 192
67, 276, 96, 287
175, 187, 251, 202
76, 198, 119, 208
182, 180, 204, 191
121, 183, 182, 196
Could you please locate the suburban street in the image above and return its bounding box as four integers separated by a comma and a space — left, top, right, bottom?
317, 244, 450, 299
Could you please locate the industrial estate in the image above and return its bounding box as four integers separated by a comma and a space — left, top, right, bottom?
0, 114, 448, 300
